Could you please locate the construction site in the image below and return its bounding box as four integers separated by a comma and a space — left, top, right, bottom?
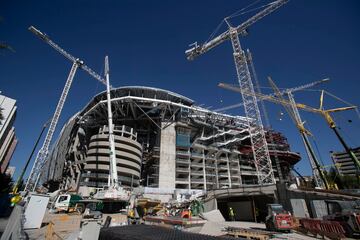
1, 0, 360, 239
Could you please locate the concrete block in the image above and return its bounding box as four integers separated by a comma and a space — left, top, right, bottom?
310, 200, 328, 219
199, 209, 225, 222
290, 198, 310, 218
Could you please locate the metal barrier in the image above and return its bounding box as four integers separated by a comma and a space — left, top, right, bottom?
299, 218, 346, 239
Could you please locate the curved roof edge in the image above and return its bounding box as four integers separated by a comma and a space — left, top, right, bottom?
95, 86, 194, 105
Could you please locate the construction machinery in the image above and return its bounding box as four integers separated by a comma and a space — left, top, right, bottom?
186, 0, 290, 185
247, 49, 283, 183
53, 193, 103, 213
267, 77, 329, 189
219, 78, 330, 188
92, 56, 130, 202
25, 26, 108, 192
265, 204, 294, 232
318, 90, 360, 180
27, 26, 130, 208
12, 120, 49, 196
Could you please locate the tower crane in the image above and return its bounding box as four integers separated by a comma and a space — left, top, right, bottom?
247, 49, 283, 182
186, 0, 289, 185
25, 26, 108, 192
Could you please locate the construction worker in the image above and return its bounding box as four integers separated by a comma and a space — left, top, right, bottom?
128, 208, 135, 225
229, 207, 235, 221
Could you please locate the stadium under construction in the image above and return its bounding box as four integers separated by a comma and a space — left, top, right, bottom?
41, 86, 300, 209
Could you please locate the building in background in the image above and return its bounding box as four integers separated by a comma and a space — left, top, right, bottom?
332, 147, 360, 176
0, 94, 18, 174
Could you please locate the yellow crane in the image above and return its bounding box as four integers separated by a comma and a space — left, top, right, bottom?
267, 77, 329, 189
219, 80, 329, 188
219, 80, 359, 188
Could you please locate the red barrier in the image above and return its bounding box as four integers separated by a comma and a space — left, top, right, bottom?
300, 218, 346, 239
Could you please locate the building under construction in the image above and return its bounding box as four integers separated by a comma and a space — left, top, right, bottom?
43, 86, 300, 196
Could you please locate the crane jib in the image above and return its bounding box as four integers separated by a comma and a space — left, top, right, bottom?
185, 0, 289, 60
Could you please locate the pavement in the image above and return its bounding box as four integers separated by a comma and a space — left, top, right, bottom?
0, 217, 9, 236
185, 221, 317, 240
2, 209, 318, 240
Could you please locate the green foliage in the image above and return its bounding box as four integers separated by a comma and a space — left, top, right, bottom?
324, 167, 359, 189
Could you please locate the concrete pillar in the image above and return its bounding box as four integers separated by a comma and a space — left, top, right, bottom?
202, 150, 207, 191
238, 155, 242, 185
158, 122, 176, 189
226, 153, 232, 188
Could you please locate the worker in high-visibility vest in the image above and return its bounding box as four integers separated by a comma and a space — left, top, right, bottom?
128, 208, 135, 225
229, 207, 235, 221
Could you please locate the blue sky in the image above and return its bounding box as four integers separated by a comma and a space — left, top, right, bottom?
1, 0, 359, 180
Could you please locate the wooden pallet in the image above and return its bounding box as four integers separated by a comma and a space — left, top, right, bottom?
226, 227, 272, 240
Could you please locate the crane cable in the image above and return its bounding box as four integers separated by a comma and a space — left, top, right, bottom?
205, 0, 272, 44
228, 0, 263, 19
206, 20, 225, 44
228, 2, 274, 19
333, 114, 359, 147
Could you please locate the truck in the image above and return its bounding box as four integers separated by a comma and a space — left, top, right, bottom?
53, 194, 103, 213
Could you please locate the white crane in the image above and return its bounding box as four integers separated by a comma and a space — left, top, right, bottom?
92, 56, 130, 202
104, 56, 119, 188
186, 0, 289, 185
25, 26, 108, 191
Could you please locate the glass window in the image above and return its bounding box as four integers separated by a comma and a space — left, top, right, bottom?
58, 196, 68, 202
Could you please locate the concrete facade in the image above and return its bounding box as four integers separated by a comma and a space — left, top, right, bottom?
80, 125, 142, 188
0, 94, 18, 173
158, 122, 176, 189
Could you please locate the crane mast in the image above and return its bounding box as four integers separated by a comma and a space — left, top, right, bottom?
105, 56, 119, 188
230, 28, 274, 184
25, 26, 107, 192
286, 91, 328, 189
186, 0, 289, 185
247, 49, 284, 182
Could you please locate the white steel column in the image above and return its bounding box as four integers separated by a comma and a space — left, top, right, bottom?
105, 56, 119, 188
